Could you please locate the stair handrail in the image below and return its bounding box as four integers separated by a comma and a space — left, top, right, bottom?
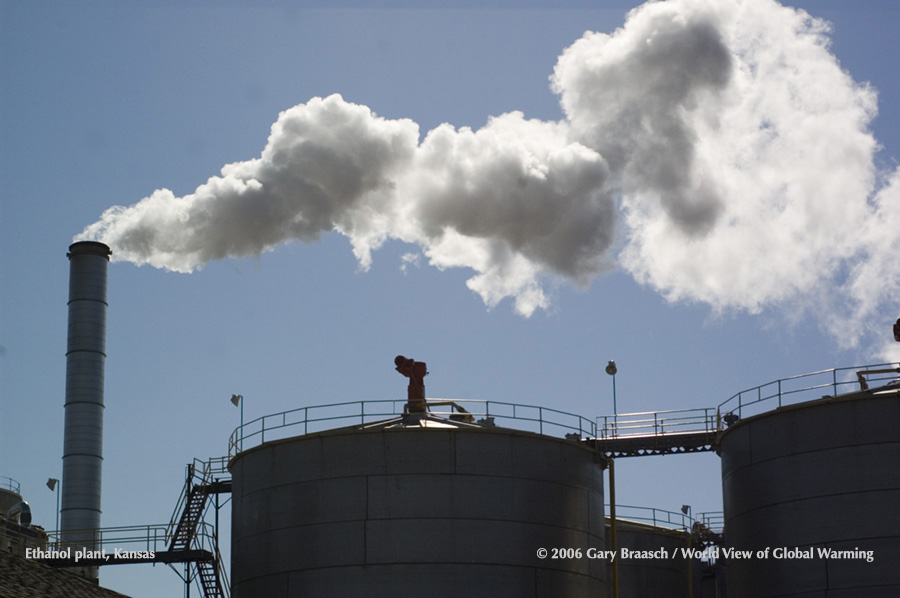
166, 458, 216, 548
165, 458, 231, 597
165, 473, 190, 545
192, 522, 231, 598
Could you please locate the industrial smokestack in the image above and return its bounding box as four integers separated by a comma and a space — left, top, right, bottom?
60, 241, 111, 577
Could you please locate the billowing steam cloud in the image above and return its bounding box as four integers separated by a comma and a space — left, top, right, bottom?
78, 0, 900, 355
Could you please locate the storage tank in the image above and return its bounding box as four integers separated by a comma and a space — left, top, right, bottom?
0, 477, 49, 556
0, 478, 23, 514
606, 516, 700, 598
719, 387, 900, 597
230, 411, 606, 598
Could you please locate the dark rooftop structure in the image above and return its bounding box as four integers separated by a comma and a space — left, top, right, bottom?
0, 550, 130, 598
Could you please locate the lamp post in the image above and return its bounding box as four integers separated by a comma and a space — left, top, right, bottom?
231, 394, 244, 450
46, 478, 60, 547
604, 359, 619, 597
605, 360, 617, 416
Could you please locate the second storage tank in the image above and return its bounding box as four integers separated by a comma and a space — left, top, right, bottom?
719, 387, 900, 597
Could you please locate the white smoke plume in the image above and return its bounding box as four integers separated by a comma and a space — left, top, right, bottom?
78, 0, 900, 352
80, 97, 614, 318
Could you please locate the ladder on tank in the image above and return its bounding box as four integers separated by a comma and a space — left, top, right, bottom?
167, 457, 232, 598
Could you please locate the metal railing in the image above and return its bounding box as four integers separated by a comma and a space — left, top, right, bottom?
596, 363, 899, 440
161, 456, 230, 598
46, 523, 170, 553
228, 398, 598, 458
607, 504, 695, 531
0, 476, 21, 494
165, 457, 225, 546
44, 521, 229, 597
227, 363, 900, 458
696, 511, 724, 535
605, 506, 724, 551
716, 363, 899, 422
194, 521, 231, 598
597, 407, 718, 440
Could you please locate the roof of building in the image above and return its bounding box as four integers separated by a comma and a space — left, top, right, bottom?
0, 550, 130, 598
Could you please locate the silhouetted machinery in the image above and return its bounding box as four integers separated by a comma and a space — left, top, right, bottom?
395, 355, 427, 413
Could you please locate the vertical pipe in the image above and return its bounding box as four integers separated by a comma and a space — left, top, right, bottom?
61, 241, 111, 578
687, 533, 694, 598
55, 484, 60, 544
612, 373, 617, 416
608, 457, 619, 598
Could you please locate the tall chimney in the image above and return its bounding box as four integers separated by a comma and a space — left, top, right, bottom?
60, 241, 111, 575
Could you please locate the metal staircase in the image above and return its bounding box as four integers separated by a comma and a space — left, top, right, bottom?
169, 464, 209, 551
39, 457, 232, 596
197, 558, 225, 597
166, 457, 231, 598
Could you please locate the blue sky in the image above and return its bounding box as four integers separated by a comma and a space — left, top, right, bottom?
2, 1, 899, 596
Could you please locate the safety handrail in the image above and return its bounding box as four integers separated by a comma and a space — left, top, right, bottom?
46, 523, 172, 552
229, 398, 598, 458
604, 505, 724, 548
696, 511, 724, 535
226, 364, 899, 458
597, 407, 718, 440
716, 362, 900, 422
597, 363, 899, 439
193, 520, 231, 598
0, 476, 21, 494
605, 504, 695, 530
166, 458, 210, 545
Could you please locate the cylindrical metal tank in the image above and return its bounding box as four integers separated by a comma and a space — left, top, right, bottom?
720, 392, 900, 597
60, 241, 111, 559
607, 518, 698, 598
230, 423, 605, 597
0, 480, 23, 513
